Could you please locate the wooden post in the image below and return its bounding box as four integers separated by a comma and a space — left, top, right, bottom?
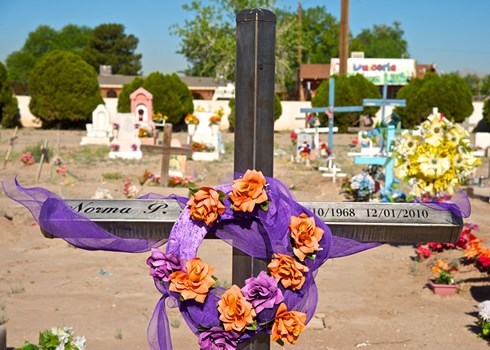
35, 139, 49, 183
339, 0, 349, 76
160, 124, 172, 187
3, 126, 18, 169
235, 8, 275, 350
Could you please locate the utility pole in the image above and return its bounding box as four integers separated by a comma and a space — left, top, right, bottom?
339, 0, 349, 76
298, 1, 304, 100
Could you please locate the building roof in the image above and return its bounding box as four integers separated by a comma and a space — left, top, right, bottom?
98, 74, 226, 90
180, 76, 222, 89
299, 64, 330, 80
98, 74, 138, 87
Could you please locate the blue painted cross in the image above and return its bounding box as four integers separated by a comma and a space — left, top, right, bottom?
300, 77, 363, 157
363, 78, 406, 124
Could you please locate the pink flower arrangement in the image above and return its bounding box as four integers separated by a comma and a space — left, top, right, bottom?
20, 152, 35, 165
111, 144, 120, 152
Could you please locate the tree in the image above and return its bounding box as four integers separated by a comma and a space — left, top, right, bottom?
480, 74, 490, 98
227, 94, 283, 131
6, 25, 93, 95
299, 6, 340, 64
460, 72, 482, 98
117, 72, 193, 125
394, 73, 473, 128
117, 76, 145, 112
483, 98, 490, 125
29, 51, 103, 129
171, 0, 296, 91
0, 61, 20, 128
311, 74, 380, 132
83, 24, 142, 75
351, 21, 409, 58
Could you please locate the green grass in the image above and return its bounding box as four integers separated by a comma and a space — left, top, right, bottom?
102, 172, 123, 181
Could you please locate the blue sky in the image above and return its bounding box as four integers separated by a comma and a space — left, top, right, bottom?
0, 0, 489, 76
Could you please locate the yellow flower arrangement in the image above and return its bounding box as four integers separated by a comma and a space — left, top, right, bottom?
185, 114, 200, 125
392, 111, 481, 198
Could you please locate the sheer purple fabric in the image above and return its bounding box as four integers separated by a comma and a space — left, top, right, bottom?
3, 176, 468, 349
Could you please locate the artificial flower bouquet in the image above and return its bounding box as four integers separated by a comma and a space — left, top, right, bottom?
477, 301, 490, 339
209, 115, 222, 125
392, 110, 481, 199
19, 326, 86, 350
20, 152, 35, 165
184, 113, 200, 125
431, 259, 458, 285
349, 172, 375, 202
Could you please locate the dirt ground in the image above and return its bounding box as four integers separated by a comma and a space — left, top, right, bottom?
1, 128, 490, 350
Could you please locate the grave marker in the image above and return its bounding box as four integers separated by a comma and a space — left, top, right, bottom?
140, 124, 192, 186
363, 78, 406, 124
5, 8, 469, 350
80, 104, 113, 145
3, 126, 18, 169
35, 139, 49, 183
109, 113, 142, 160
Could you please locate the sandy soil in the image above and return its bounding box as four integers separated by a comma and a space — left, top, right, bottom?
1, 128, 490, 350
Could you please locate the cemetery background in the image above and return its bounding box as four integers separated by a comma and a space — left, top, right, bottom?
1, 128, 490, 349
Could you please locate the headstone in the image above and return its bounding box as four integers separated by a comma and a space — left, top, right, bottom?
80, 104, 113, 145
130, 87, 156, 138
109, 113, 142, 160
191, 111, 222, 161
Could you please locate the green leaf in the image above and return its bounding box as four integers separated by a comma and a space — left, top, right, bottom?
276, 339, 285, 347
306, 254, 317, 261
217, 190, 227, 202
260, 200, 269, 211
188, 187, 199, 196
22, 342, 40, 350
245, 321, 257, 331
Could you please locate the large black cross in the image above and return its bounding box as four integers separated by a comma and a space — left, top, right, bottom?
32, 9, 463, 350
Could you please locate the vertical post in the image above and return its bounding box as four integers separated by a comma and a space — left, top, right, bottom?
381, 79, 388, 124
339, 0, 350, 76
328, 78, 335, 155
234, 8, 276, 350
0, 325, 6, 350
159, 124, 172, 186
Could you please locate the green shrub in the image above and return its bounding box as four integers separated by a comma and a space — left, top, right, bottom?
29, 50, 103, 129
227, 94, 282, 131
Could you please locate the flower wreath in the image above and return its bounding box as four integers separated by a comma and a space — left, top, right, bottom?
2, 173, 380, 350
145, 169, 374, 349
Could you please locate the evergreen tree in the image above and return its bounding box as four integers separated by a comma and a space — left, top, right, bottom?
29, 51, 103, 129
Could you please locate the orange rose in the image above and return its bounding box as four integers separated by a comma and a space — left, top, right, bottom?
187, 187, 226, 226
271, 302, 306, 345
229, 169, 268, 212
268, 253, 309, 290
217, 285, 256, 332
289, 213, 324, 261
169, 258, 215, 303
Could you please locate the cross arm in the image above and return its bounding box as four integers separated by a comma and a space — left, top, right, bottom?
363, 99, 406, 107
300, 107, 364, 114
42, 200, 463, 244
139, 145, 193, 156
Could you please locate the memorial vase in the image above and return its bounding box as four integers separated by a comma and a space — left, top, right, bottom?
188, 124, 196, 136
427, 280, 458, 296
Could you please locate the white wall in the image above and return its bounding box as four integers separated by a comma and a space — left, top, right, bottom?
15, 96, 487, 132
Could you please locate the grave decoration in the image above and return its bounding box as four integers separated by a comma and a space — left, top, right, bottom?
392, 108, 481, 199
3, 170, 385, 350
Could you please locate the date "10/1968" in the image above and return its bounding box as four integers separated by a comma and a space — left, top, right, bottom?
308, 207, 430, 219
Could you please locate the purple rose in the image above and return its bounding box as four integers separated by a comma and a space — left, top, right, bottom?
146, 249, 182, 282
198, 327, 239, 350
241, 271, 284, 314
